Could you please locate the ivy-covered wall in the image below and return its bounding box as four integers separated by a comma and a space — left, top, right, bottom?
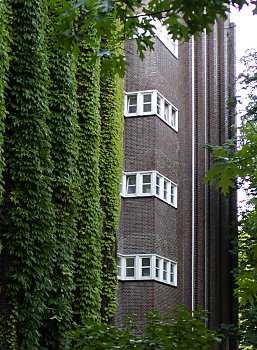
100, 71, 124, 322
74, 29, 103, 324
99, 19, 124, 322
1, 1, 54, 348
40, 6, 79, 348
0, 1, 9, 207
0, 3, 125, 348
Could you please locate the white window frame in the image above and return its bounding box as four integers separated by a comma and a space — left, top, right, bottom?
121, 171, 177, 208
117, 256, 122, 277
124, 90, 178, 132
155, 256, 161, 279
163, 259, 168, 281
164, 100, 170, 122
142, 92, 153, 114
141, 173, 153, 195
125, 256, 136, 279
140, 256, 153, 279
153, 18, 178, 58
117, 254, 177, 286
163, 179, 168, 201
171, 105, 178, 130
127, 94, 138, 115
157, 94, 162, 116
125, 174, 137, 196
134, 15, 178, 58
156, 175, 161, 197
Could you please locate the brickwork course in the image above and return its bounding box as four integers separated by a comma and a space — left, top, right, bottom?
115, 18, 237, 349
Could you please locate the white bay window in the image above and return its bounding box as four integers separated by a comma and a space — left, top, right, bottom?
117, 254, 177, 286
121, 171, 177, 208
124, 90, 178, 132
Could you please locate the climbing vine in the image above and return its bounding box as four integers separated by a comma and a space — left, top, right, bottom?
74, 22, 102, 324
39, 4, 79, 348
99, 19, 124, 322
0, 0, 9, 254
0, 3, 125, 348
1, 1, 54, 348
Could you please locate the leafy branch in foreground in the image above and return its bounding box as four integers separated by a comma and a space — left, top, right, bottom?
74, 305, 221, 350
205, 50, 257, 196
52, 0, 253, 74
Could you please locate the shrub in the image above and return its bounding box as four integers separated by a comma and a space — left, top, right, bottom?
74, 305, 221, 350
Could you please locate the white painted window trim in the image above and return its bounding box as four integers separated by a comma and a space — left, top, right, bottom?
135, 15, 178, 58
124, 90, 178, 132
120, 171, 178, 208
153, 18, 178, 58
117, 253, 177, 286
127, 94, 138, 115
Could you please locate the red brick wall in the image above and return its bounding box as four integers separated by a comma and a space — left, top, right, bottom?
115, 21, 237, 349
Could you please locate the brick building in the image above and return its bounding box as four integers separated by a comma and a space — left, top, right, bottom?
115, 18, 237, 348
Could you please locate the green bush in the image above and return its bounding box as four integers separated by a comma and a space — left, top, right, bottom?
74, 305, 221, 350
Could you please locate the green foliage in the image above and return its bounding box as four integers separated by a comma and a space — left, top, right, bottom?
39, 4, 79, 348
99, 19, 124, 321
237, 211, 257, 349
1, 1, 54, 348
2, 0, 253, 347
206, 49, 257, 348
74, 305, 221, 349
52, 0, 251, 74
239, 304, 257, 349
236, 212, 257, 307
0, 0, 10, 254
74, 22, 102, 324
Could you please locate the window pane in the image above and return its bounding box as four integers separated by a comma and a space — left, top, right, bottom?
143, 184, 151, 193
142, 174, 151, 194
143, 94, 152, 113
170, 186, 175, 204
127, 175, 136, 185
127, 186, 136, 194
156, 258, 160, 268
170, 264, 174, 283
163, 261, 167, 280
157, 95, 161, 115
117, 257, 121, 276
143, 103, 152, 112
126, 257, 135, 277
129, 105, 137, 113
126, 175, 136, 194
156, 176, 160, 196
126, 268, 135, 277
142, 268, 150, 276
143, 174, 151, 183
142, 258, 150, 266
128, 95, 137, 114
171, 107, 176, 127
164, 102, 169, 121
155, 258, 160, 278
143, 94, 151, 103
126, 258, 135, 267
163, 180, 168, 200
141, 257, 151, 277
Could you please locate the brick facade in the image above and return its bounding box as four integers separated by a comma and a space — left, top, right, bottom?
116, 19, 237, 349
